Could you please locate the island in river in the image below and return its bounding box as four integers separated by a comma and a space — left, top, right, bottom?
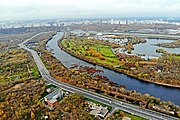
42, 32, 180, 117
154, 39, 180, 48
59, 32, 180, 88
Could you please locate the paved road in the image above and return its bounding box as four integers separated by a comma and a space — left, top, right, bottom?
102, 32, 180, 39
19, 33, 179, 120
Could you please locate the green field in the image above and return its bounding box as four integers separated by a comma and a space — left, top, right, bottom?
124, 112, 146, 120
61, 39, 121, 66
176, 56, 180, 59
111, 109, 147, 120
94, 44, 116, 57
86, 56, 120, 66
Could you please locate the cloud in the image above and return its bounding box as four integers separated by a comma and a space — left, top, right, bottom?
0, 0, 179, 20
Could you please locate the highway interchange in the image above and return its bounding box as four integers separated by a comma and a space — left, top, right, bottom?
19, 32, 179, 120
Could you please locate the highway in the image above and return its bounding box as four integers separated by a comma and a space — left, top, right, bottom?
102, 32, 180, 39
19, 32, 179, 120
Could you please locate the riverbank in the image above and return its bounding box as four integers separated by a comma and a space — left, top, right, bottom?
59, 39, 180, 89
154, 40, 180, 48
44, 32, 180, 116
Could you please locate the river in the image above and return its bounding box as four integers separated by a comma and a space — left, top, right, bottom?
46, 32, 180, 105
132, 39, 180, 57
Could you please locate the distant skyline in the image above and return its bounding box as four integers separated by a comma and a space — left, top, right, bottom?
0, 0, 180, 21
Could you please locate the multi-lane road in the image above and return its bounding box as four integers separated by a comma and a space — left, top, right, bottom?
102, 32, 180, 39
19, 32, 179, 120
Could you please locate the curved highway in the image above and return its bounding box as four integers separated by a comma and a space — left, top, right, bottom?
19, 32, 179, 120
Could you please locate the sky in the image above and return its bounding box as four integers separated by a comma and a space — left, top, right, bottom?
0, 0, 180, 21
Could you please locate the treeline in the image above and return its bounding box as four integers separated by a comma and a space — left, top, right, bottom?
61, 37, 180, 87
0, 48, 95, 119
154, 40, 180, 48
59, 35, 180, 117
25, 31, 180, 118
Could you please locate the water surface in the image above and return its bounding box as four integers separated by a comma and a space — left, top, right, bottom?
46, 32, 180, 105
132, 39, 180, 57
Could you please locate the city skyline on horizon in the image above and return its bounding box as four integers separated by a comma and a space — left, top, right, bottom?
1, 0, 180, 21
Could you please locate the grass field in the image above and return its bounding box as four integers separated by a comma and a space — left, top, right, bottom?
62, 39, 121, 66
124, 112, 146, 120
86, 56, 120, 66
94, 44, 116, 57
112, 109, 147, 120
176, 56, 180, 59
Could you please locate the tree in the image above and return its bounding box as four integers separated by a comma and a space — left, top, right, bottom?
119, 111, 125, 117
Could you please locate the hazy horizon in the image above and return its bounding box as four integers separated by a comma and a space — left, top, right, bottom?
1, 0, 180, 21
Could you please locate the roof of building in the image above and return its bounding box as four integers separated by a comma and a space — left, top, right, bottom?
88, 102, 109, 118
49, 98, 58, 104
